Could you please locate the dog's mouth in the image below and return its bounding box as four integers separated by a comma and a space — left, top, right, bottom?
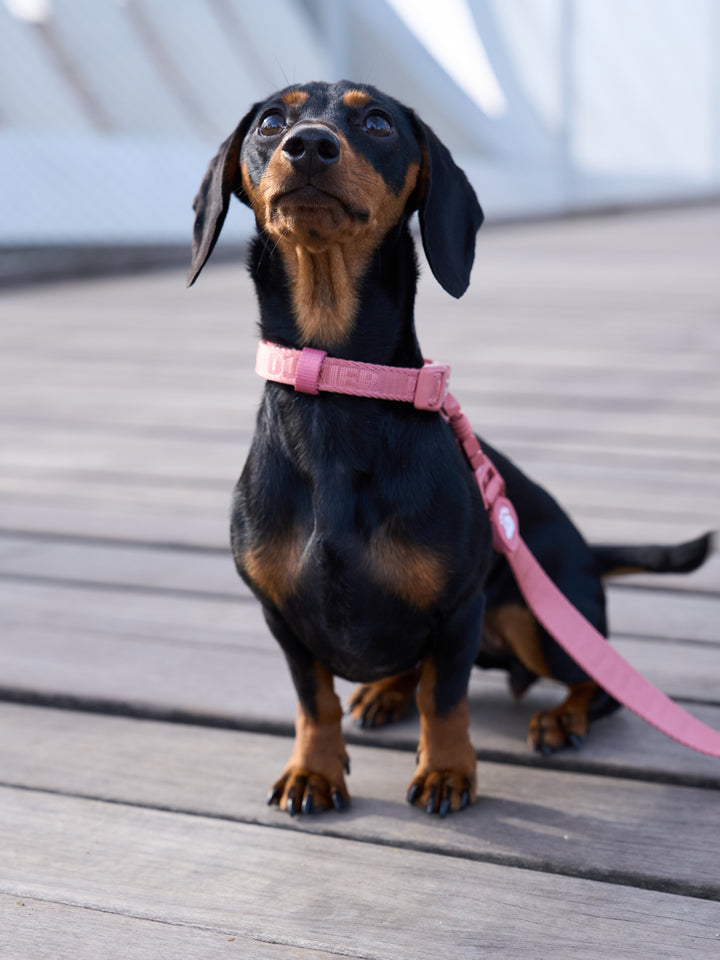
274, 184, 369, 222
266, 182, 371, 247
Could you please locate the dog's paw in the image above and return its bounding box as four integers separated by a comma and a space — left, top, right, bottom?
347, 670, 420, 729
267, 764, 350, 816
406, 768, 476, 817
528, 705, 588, 754
527, 682, 599, 754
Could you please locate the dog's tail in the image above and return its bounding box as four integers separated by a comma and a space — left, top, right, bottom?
592, 531, 714, 579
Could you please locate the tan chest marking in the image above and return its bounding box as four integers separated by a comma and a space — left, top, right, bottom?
242, 152, 420, 348
243, 529, 304, 608
483, 604, 551, 678
368, 525, 448, 610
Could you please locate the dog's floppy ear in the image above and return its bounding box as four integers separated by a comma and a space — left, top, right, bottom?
187, 104, 260, 286
411, 114, 484, 298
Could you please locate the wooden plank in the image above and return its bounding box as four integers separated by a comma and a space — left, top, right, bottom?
2, 410, 717, 487
4, 599, 717, 708
2, 703, 719, 896
2, 475, 715, 564
2, 415, 718, 522
0, 535, 242, 597
2, 579, 720, 783
1, 786, 717, 959
1, 459, 715, 532
2, 570, 719, 706
1, 536, 717, 638
0, 895, 338, 960
9, 571, 709, 663
608, 586, 720, 643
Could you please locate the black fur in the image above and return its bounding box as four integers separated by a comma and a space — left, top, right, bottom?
189, 80, 712, 812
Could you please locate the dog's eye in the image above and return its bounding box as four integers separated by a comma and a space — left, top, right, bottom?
363, 112, 393, 137
259, 112, 286, 137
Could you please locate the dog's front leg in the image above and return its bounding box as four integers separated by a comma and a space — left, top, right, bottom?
264, 609, 350, 815
406, 594, 483, 817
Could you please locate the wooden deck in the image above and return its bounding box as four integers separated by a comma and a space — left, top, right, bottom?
1, 205, 719, 958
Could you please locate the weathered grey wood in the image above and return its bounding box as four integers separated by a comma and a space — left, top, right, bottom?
607, 584, 720, 641
1, 485, 714, 554
0, 535, 242, 597
2, 411, 717, 497
1, 206, 719, 957
0, 895, 340, 960
4, 600, 718, 706
4, 611, 717, 712
2, 703, 718, 896
4, 558, 719, 649
1, 786, 717, 959
1, 537, 717, 642
3, 587, 720, 784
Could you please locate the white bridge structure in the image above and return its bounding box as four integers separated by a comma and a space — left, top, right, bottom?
1, 0, 718, 248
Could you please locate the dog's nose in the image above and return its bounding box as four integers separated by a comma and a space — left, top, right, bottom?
282, 125, 341, 175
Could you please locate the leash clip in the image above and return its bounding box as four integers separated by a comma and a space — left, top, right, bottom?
413, 362, 450, 411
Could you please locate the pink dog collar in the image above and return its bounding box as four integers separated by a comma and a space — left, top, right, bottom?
256, 340, 450, 412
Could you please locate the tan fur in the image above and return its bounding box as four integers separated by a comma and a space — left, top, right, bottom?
528, 681, 600, 750
242, 529, 303, 608
347, 667, 421, 726
242, 147, 420, 347
408, 661, 477, 811
272, 663, 349, 811
342, 89, 371, 108
483, 603, 552, 679
281, 90, 309, 107
367, 522, 447, 610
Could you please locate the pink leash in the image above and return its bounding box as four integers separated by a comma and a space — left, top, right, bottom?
257, 341, 720, 758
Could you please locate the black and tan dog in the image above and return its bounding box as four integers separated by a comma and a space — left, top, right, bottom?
188, 80, 712, 816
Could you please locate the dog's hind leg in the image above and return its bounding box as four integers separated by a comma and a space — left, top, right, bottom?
347, 667, 421, 728
528, 681, 619, 754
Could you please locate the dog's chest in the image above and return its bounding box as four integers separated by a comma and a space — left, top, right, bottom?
239, 482, 449, 616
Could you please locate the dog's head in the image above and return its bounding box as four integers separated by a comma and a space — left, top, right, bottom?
188, 80, 483, 301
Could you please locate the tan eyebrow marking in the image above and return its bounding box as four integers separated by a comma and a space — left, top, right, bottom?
282, 90, 309, 107
342, 89, 371, 109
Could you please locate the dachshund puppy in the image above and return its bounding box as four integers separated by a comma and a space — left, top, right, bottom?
188, 80, 712, 815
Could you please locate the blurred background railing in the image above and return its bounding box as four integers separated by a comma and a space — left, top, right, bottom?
1, 0, 718, 279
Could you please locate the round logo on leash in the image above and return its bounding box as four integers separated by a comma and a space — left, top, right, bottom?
491, 497, 520, 554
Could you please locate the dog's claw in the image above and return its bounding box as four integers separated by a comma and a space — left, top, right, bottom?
287, 787, 297, 817
301, 786, 315, 815
567, 733, 585, 750
332, 789, 348, 811
408, 775, 474, 815
406, 782, 421, 805
267, 786, 280, 806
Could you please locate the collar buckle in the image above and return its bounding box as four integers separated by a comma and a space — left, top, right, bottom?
413, 362, 451, 411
